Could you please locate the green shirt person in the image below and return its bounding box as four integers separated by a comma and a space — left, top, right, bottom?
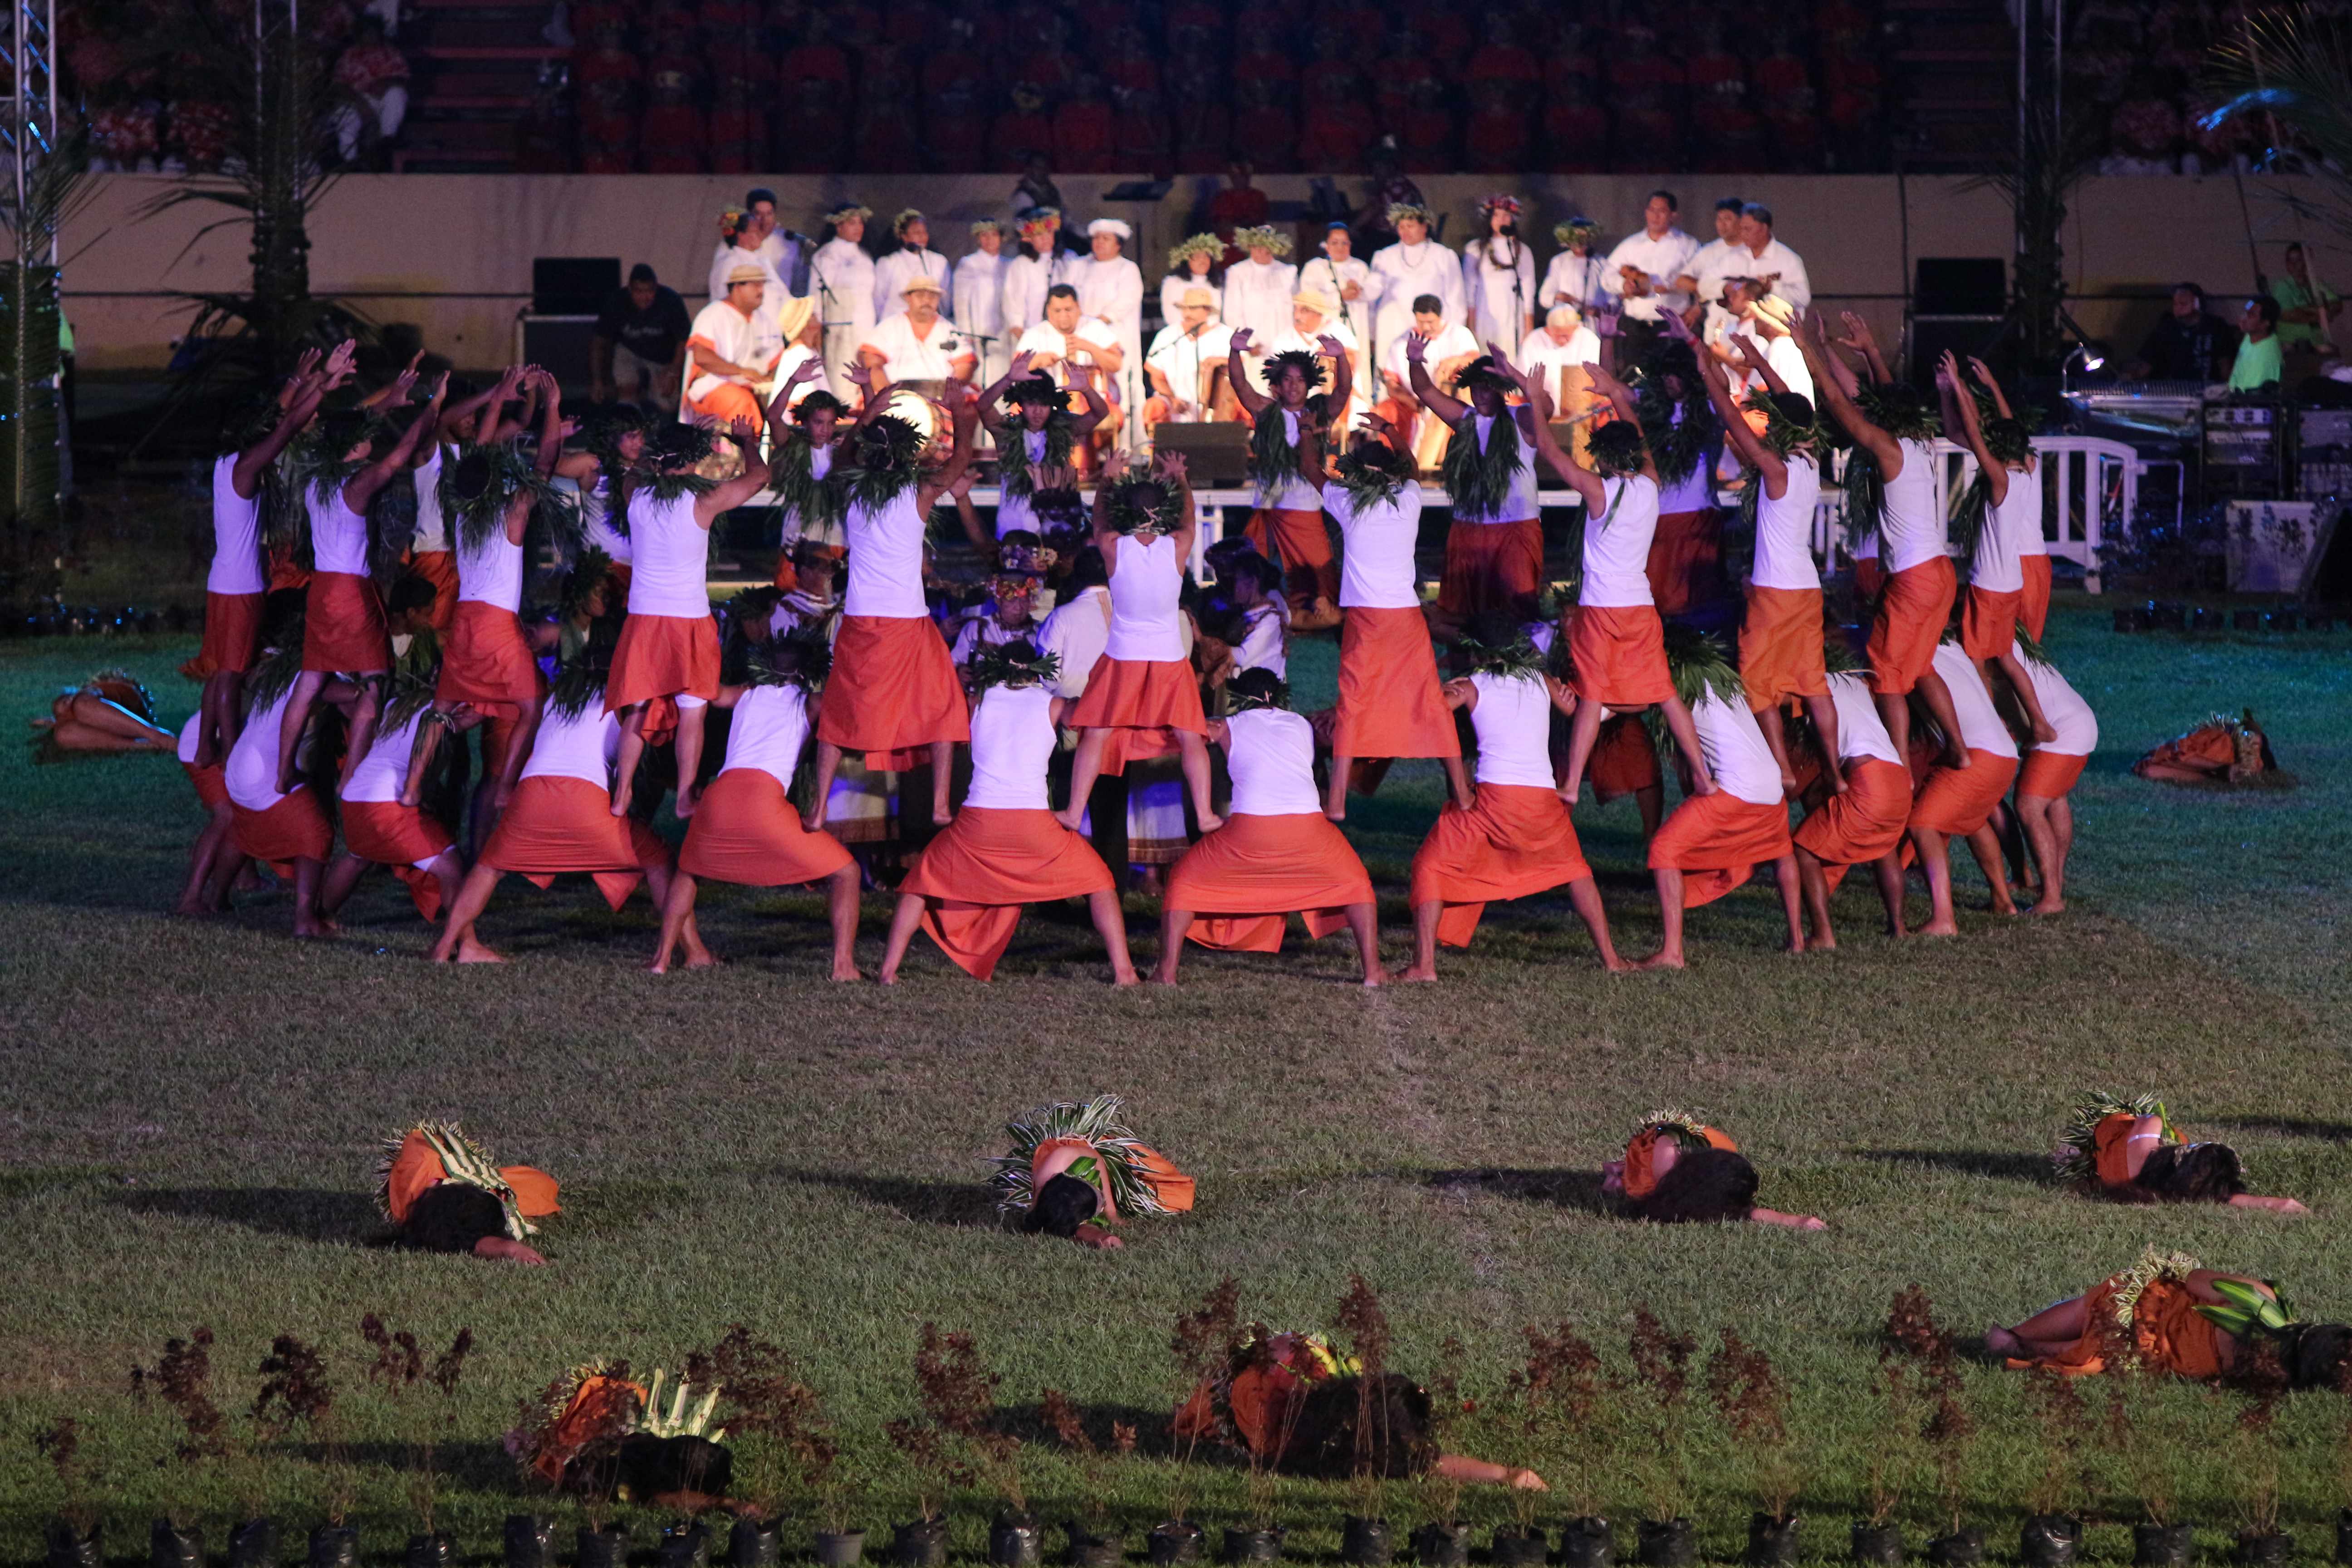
2229, 296, 2284, 391
2271, 241, 2342, 352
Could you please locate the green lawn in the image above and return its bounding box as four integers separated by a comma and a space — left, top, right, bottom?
5, 603, 2352, 1565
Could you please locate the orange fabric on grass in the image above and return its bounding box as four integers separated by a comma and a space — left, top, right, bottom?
532, 1373, 646, 1484
1645, 506, 1721, 616
2135, 725, 2237, 776
606, 612, 720, 745
1029, 1136, 1196, 1217
185, 760, 229, 812
1588, 712, 1661, 801
2020, 554, 2052, 640
343, 799, 457, 920
1866, 555, 1956, 696
2092, 1113, 2140, 1187
440, 600, 540, 718
1740, 585, 1829, 709
899, 805, 1116, 980
480, 775, 669, 910
408, 549, 460, 631
1437, 516, 1544, 620
2004, 1276, 2228, 1380
1168, 811, 1371, 952
2019, 749, 2087, 799
1793, 757, 1912, 867
383, 1129, 562, 1226
230, 788, 333, 866
304, 570, 392, 673
196, 590, 265, 676
678, 769, 854, 885
1570, 603, 1675, 707
1243, 506, 1340, 610
1622, 1122, 1740, 1200
1333, 606, 1460, 759
1408, 781, 1593, 948
1908, 747, 2018, 836
1962, 585, 2024, 663
1648, 789, 1794, 906
818, 613, 971, 755
1067, 655, 1209, 735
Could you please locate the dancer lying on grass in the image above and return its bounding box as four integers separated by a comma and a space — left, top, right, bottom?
377, 1121, 557, 1264
2053, 1092, 2308, 1212
1602, 1112, 1827, 1229
33, 670, 176, 752
1176, 1325, 1547, 1488
986, 1093, 1195, 1250
1990, 1248, 2344, 1383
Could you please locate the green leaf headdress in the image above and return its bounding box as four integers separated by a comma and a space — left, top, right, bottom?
2053, 1091, 2179, 1185
838, 415, 930, 511
1664, 622, 1744, 708
1441, 393, 1529, 518
374, 1121, 539, 1240
1333, 438, 1416, 511
1456, 617, 1546, 681
633, 421, 722, 504
1553, 216, 1603, 249
967, 640, 1063, 693
1102, 472, 1181, 537
984, 1093, 1178, 1218
1167, 232, 1225, 270
1232, 225, 1293, 258
749, 622, 835, 692
1628, 341, 1718, 487
442, 439, 581, 555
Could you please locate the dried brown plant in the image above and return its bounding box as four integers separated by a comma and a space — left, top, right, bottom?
1336, 1276, 1394, 1521
2228, 1340, 2291, 1535
2019, 1367, 2093, 1520
694, 1326, 844, 1525
1504, 1323, 1611, 1524
1881, 1289, 1975, 1534
37, 1416, 97, 1531
898, 1324, 1023, 1515
254, 1334, 355, 1524
1042, 1387, 1126, 1530
1163, 1275, 1241, 1524
1625, 1308, 1698, 1525
1705, 1329, 1798, 1521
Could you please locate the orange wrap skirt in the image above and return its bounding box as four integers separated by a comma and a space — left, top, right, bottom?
1243, 506, 1339, 609
607, 612, 720, 744
1909, 748, 2018, 836
1438, 517, 1544, 620
1648, 790, 1793, 906
679, 769, 854, 886
304, 570, 391, 673
1570, 603, 1674, 708
1588, 713, 1661, 800
440, 600, 540, 718
2020, 554, 2052, 640
1409, 782, 1592, 947
1067, 656, 1208, 737
343, 799, 456, 920
1867, 556, 1955, 696
383, 1129, 561, 1226
1793, 758, 1912, 868
899, 805, 1116, 980
1962, 585, 2023, 663
480, 775, 669, 909
818, 613, 971, 762
2091, 1113, 2141, 1187
185, 760, 230, 812
230, 788, 333, 867
1333, 607, 1459, 760
1740, 585, 1828, 710
1167, 812, 1372, 951
199, 590, 265, 676
2019, 749, 2087, 800
1645, 507, 1721, 616
2005, 1276, 2227, 1380
408, 549, 460, 631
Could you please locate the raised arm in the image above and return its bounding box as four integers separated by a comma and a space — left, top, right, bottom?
440, 363, 519, 446
233, 371, 330, 499
1225, 328, 1272, 416
1295, 416, 1329, 489
1405, 332, 1469, 426
1796, 313, 1901, 469
1966, 357, 2014, 419
1692, 334, 1780, 486
1583, 361, 1658, 486
916, 395, 981, 513
1318, 333, 1354, 420
345, 372, 445, 511
529, 368, 566, 477
1835, 312, 1892, 386
978, 349, 1035, 419
1069, 375, 1109, 437
1160, 450, 1199, 559
1942, 351, 2008, 507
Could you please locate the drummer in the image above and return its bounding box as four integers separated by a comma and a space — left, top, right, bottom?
687, 261, 785, 424
858, 275, 978, 403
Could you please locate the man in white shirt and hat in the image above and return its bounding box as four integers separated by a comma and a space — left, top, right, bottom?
809, 204, 877, 400
954, 218, 1018, 390
1144, 285, 1234, 425
859, 275, 977, 397
872, 208, 952, 324
1369, 203, 1466, 368
1073, 216, 1146, 441
686, 262, 784, 426
1298, 221, 1379, 360
1602, 189, 1699, 363
708, 206, 789, 313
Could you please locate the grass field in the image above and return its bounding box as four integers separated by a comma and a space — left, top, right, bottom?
6, 602, 2352, 1565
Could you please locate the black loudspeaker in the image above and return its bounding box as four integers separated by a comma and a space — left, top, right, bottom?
520, 317, 600, 395
1907, 315, 2007, 388
533, 257, 619, 316
1914, 257, 2007, 315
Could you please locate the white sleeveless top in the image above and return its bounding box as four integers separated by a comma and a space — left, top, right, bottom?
1453, 413, 1540, 524
309, 481, 370, 576
1973, 461, 2038, 592
1103, 533, 1186, 662
1692, 688, 1787, 806
843, 489, 929, 619
1655, 409, 1720, 514
1825, 671, 1902, 766
1751, 455, 1822, 593
1468, 671, 1556, 789
995, 428, 1048, 536
1579, 476, 1661, 608
177, 711, 203, 764
719, 682, 813, 789
2020, 654, 2097, 757
342, 709, 423, 806
1224, 707, 1322, 816
456, 502, 525, 610
225, 689, 301, 811
208, 454, 267, 595
1327, 480, 1423, 609
412, 446, 449, 554
1253, 409, 1323, 511
581, 473, 633, 564
1929, 642, 2019, 758
963, 683, 1056, 809
520, 702, 622, 785
625, 491, 711, 617
1881, 437, 1946, 574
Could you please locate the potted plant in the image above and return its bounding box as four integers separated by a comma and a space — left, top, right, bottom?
1406, 1339, 1470, 1568
135, 1328, 227, 1568
509, 1362, 639, 1568
1705, 1331, 1800, 1568
1042, 1388, 1136, 1567
893, 1325, 1032, 1566
252, 1333, 359, 1568
1156, 1278, 1241, 1567
696, 1326, 853, 1568
1623, 1309, 1699, 1568
37, 1417, 102, 1568
1880, 1289, 1983, 1568
2016, 1367, 2091, 1568
2225, 1340, 2293, 1568
1336, 1278, 1396, 1568
1497, 1323, 1611, 1568
1229, 1324, 1318, 1566
361, 1315, 475, 1568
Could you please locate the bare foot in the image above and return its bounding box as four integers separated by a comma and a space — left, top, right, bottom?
1779, 771, 1800, 796
1111, 968, 1141, 986
609, 793, 632, 818
1635, 950, 1686, 970
1916, 918, 1959, 937
1807, 932, 1838, 951
685, 948, 720, 968
397, 786, 422, 808
2032, 719, 2058, 745
1827, 774, 1848, 795
1149, 972, 1180, 986
171, 899, 217, 919
876, 966, 900, 985
1782, 936, 1805, 954
674, 786, 698, 820
2027, 899, 2066, 916
830, 961, 864, 981
1361, 965, 1389, 987
1991, 899, 2019, 916
802, 809, 827, 833
1984, 1325, 2025, 1357
647, 956, 672, 975
1326, 805, 1348, 823
1692, 774, 1717, 797
1399, 963, 1438, 983
455, 934, 507, 963
1946, 747, 1972, 770
1598, 955, 1631, 973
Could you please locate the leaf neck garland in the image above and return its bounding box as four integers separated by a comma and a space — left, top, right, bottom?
1634, 383, 1717, 488
1841, 445, 1888, 554
1949, 469, 1991, 578
982, 1093, 1175, 1218
774, 427, 848, 529
997, 410, 1076, 500
374, 1122, 534, 1240
443, 439, 580, 556
1459, 632, 1546, 681
1665, 627, 1744, 709
1441, 409, 1525, 519
1248, 403, 1310, 489
968, 642, 1064, 692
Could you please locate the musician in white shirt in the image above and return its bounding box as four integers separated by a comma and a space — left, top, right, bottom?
1517, 305, 1602, 402
858, 276, 976, 394
1375, 294, 1479, 450
872, 208, 951, 323
953, 218, 1017, 388
1460, 194, 1538, 342
1671, 196, 1746, 326
1144, 286, 1233, 424
809, 204, 877, 400
708, 208, 789, 310
1014, 284, 1124, 412
1601, 189, 1699, 360
1724, 203, 1811, 313
1369, 203, 1466, 364
1298, 221, 1378, 354
1073, 217, 1146, 442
